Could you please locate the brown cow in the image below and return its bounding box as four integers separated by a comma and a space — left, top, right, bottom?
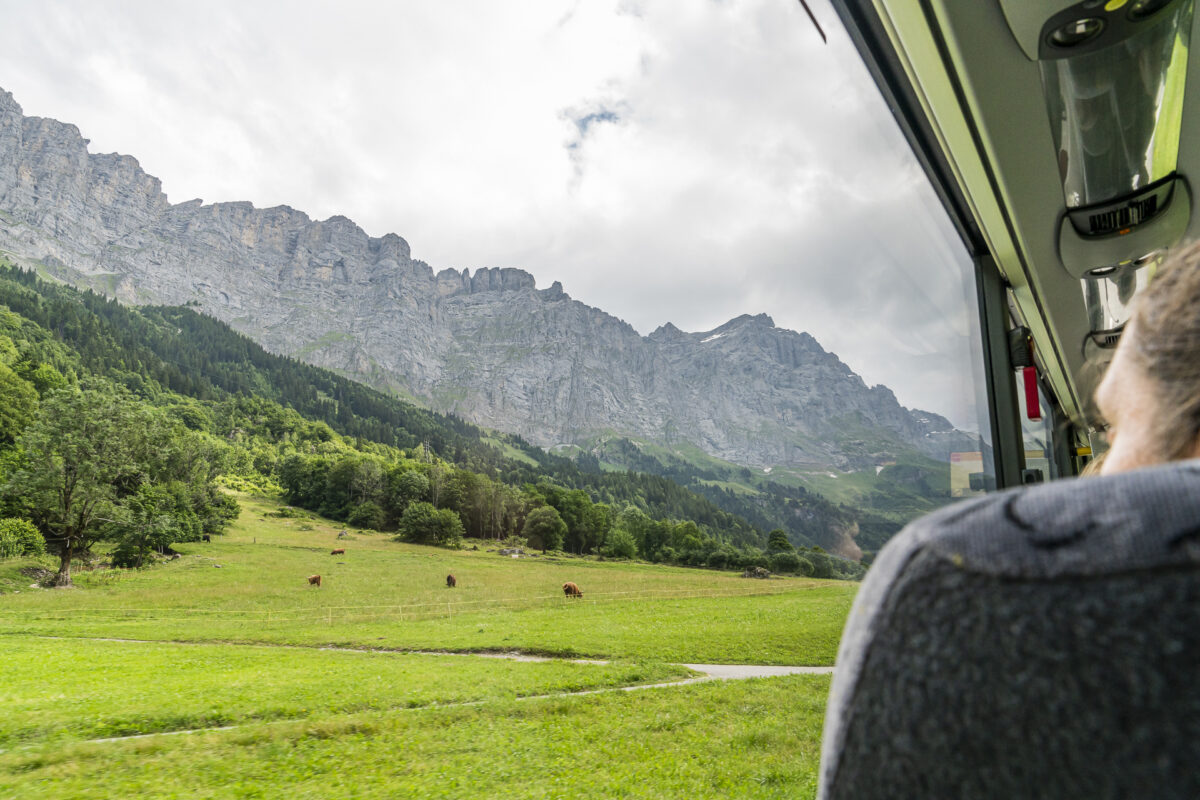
562, 581, 583, 598
446, 574, 457, 588
307, 574, 322, 588
331, 548, 345, 556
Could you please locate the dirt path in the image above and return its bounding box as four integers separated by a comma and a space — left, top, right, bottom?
83, 666, 831, 746
21, 635, 836, 676
683, 663, 835, 679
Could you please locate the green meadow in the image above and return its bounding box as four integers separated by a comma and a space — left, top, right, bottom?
0, 676, 831, 800
1, 492, 854, 798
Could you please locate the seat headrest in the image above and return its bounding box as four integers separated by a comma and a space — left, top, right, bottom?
818, 459, 1200, 799
894, 458, 1200, 580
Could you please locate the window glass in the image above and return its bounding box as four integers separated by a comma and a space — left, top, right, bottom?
808, 15, 998, 534
1017, 381, 1059, 484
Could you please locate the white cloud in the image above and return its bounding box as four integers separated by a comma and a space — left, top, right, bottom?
0, 0, 987, 430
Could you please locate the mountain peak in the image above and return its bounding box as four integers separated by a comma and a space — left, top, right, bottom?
0, 87, 20, 116
703, 313, 777, 337
649, 322, 684, 340
743, 312, 776, 327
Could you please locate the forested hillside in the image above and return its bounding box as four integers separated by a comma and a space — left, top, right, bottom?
0, 85, 963, 473
0, 262, 865, 580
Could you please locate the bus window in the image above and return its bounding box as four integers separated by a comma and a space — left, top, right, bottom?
823, 88, 998, 512
1017, 380, 1059, 484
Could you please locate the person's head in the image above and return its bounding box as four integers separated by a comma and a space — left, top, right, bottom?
1095, 243, 1200, 475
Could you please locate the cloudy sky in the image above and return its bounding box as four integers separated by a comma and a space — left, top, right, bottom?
0, 0, 987, 430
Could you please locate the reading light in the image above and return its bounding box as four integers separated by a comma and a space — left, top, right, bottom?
1080, 249, 1161, 336
1129, 0, 1175, 19
1048, 17, 1105, 47
1081, 264, 1149, 331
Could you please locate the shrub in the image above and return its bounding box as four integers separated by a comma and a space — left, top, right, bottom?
808, 549, 835, 579
109, 539, 146, 569
601, 528, 638, 560
767, 529, 795, 552
199, 491, 240, 535
500, 534, 528, 550
396, 502, 464, 548
0, 518, 44, 558
347, 501, 385, 531
431, 508, 464, 548
215, 474, 283, 496
267, 507, 302, 518
705, 548, 730, 569
107, 486, 181, 569
739, 550, 770, 570
769, 551, 802, 574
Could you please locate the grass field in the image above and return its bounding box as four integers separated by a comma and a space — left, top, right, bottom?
0, 637, 691, 747
0, 676, 831, 799
0, 492, 854, 798
0, 493, 857, 664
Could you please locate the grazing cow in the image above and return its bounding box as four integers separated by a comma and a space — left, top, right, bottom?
337, 530, 348, 539
562, 581, 583, 598
307, 574, 322, 588
201, 534, 211, 542
446, 574, 457, 588
331, 548, 345, 556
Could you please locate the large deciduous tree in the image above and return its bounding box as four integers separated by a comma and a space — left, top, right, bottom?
5, 385, 155, 586
522, 506, 566, 552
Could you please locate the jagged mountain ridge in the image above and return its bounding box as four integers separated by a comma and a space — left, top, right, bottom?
0, 87, 957, 468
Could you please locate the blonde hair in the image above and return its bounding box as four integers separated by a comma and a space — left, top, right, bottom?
1079, 450, 1107, 477
1126, 242, 1200, 459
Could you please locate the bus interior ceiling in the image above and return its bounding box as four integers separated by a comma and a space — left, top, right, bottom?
831, 0, 1198, 473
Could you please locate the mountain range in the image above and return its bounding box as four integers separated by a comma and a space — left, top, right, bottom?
0, 86, 970, 471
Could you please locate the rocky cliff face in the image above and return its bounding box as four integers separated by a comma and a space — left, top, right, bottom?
0, 88, 962, 468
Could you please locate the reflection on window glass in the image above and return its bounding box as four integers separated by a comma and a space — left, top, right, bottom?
816, 23, 997, 543
1017, 381, 1058, 484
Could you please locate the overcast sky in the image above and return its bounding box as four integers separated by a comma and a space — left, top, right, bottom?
0, 0, 987, 430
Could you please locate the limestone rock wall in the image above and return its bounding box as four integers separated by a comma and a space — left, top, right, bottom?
0, 87, 961, 468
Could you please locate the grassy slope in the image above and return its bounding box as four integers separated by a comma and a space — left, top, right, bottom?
1, 495, 848, 798
593, 434, 951, 525
0, 493, 856, 664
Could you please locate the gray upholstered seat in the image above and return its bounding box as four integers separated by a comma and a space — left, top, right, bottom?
818, 460, 1200, 799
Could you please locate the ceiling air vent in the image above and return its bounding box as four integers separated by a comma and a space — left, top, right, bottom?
1070, 176, 1172, 236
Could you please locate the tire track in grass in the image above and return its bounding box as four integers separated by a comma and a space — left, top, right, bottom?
81, 665, 832, 745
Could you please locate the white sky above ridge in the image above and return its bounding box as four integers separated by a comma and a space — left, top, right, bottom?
0, 0, 987, 431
